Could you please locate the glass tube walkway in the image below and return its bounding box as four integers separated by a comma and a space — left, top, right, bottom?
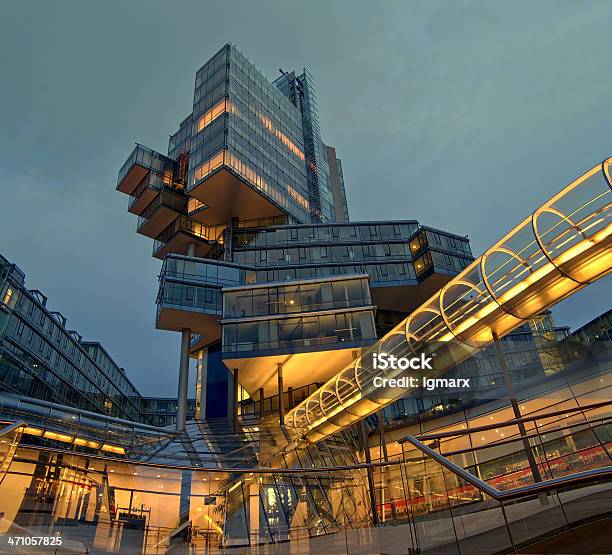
287, 158, 612, 442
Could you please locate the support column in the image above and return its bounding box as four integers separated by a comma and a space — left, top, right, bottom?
287, 386, 294, 409
166, 469, 193, 552
178, 469, 192, 526
492, 331, 543, 483
176, 328, 191, 432
195, 348, 208, 421
258, 388, 264, 419
232, 369, 239, 435
226, 369, 234, 421
187, 242, 196, 257
359, 420, 379, 526
377, 411, 398, 525
248, 482, 260, 546
277, 363, 284, 427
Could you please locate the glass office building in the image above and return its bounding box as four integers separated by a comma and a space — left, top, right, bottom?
0, 254, 196, 429
0, 254, 149, 423
112, 43, 475, 433
0, 43, 610, 554
185, 44, 317, 224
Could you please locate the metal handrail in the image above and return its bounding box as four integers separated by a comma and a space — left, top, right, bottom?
0, 420, 26, 438
401, 433, 612, 501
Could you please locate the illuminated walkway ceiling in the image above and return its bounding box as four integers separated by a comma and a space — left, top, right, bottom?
225, 347, 361, 398
286, 158, 612, 443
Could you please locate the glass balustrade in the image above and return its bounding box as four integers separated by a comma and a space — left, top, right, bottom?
0, 413, 609, 554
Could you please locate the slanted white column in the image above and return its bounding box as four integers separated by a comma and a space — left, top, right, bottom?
176, 328, 191, 432
195, 348, 208, 421
248, 481, 260, 545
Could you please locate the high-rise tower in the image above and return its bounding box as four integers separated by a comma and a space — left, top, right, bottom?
115, 44, 474, 431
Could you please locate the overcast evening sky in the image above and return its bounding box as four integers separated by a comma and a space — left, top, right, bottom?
1, 1, 610, 396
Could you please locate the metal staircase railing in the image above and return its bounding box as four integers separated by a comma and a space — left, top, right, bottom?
400, 432, 612, 502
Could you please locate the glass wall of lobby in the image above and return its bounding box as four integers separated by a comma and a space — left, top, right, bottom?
365, 347, 611, 522
0, 422, 609, 554
0, 420, 377, 553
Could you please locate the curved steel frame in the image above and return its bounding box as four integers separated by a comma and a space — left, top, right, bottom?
286, 158, 612, 443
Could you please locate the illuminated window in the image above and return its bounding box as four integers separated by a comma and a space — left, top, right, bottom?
188, 198, 206, 214
2, 287, 13, 305
258, 114, 305, 161
193, 150, 226, 183
195, 98, 229, 133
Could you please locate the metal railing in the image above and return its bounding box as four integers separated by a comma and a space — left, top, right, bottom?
400, 433, 612, 502
117, 144, 174, 189
0, 420, 26, 438
137, 190, 188, 230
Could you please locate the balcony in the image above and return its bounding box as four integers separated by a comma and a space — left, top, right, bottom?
152, 216, 225, 259
127, 171, 183, 215
155, 257, 239, 340
136, 190, 188, 239
161, 254, 244, 287
186, 197, 209, 223
355, 226, 475, 314
116, 144, 175, 195
222, 274, 373, 320
155, 280, 223, 341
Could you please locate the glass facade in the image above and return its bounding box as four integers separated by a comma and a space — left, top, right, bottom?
154, 222, 472, 307
222, 276, 376, 357
162, 255, 242, 288
184, 44, 315, 223
409, 226, 473, 279
117, 144, 176, 195
127, 170, 181, 212
0, 255, 150, 423
223, 276, 372, 319
326, 145, 349, 222
569, 308, 612, 345
152, 216, 226, 258
233, 221, 418, 247
226, 47, 311, 221
222, 309, 376, 357
380, 321, 572, 426
0, 352, 609, 553
157, 282, 223, 317
274, 69, 334, 221
370, 362, 611, 504
230, 221, 433, 287
141, 397, 196, 427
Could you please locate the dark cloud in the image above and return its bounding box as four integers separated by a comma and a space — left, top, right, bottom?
1, 0, 610, 395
